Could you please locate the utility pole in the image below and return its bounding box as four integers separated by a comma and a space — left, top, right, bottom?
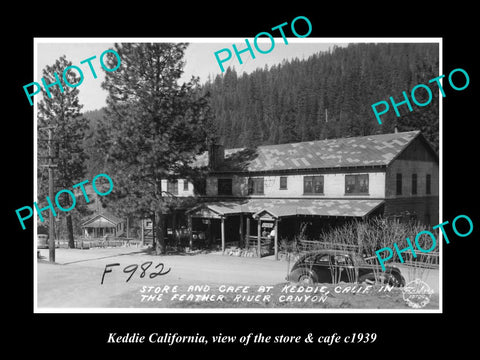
39, 126, 57, 263
47, 128, 55, 263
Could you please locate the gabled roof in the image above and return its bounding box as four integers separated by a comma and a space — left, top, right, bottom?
193, 131, 428, 173
81, 212, 123, 227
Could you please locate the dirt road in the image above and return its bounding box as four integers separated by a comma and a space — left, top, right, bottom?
35, 247, 439, 310
36, 247, 291, 308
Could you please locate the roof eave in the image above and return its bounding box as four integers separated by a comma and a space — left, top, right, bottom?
210, 164, 387, 176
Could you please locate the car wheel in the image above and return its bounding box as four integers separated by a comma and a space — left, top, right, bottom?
298, 274, 314, 285
296, 270, 318, 285
391, 273, 406, 287
359, 273, 401, 287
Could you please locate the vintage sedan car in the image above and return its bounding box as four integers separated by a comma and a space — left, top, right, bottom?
37, 234, 49, 249
286, 249, 405, 287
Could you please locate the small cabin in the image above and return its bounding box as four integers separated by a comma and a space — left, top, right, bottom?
81, 212, 125, 238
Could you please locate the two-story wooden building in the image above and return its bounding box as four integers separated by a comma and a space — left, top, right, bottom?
162, 130, 439, 259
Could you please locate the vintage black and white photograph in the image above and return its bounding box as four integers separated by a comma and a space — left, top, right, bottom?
33, 38, 441, 312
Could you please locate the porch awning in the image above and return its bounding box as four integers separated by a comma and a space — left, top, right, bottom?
187, 199, 384, 219
186, 201, 244, 218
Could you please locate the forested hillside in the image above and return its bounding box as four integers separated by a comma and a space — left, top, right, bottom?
202, 43, 440, 152
83, 42, 440, 168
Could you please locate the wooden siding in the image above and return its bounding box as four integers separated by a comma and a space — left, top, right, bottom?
395, 135, 438, 163
205, 172, 386, 198
384, 196, 439, 226
385, 160, 439, 198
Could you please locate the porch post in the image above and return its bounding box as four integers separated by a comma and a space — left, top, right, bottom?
274, 219, 279, 261
207, 219, 212, 248
239, 215, 244, 248
188, 215, 193, 250
257, 219, 261, 258
172, 210, 177, 241
246, 217, 250, 248
221, 216, 225, 253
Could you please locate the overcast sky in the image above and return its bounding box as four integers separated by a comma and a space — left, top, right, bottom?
35, 38, 348, 112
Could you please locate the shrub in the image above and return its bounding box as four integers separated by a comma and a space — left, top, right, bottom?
282, 217, 439, 283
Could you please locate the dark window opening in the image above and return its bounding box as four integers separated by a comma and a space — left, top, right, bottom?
396, 173, 402, 195
193, 178, 206, 195
218, 178, 233, 196
167, 180, 178, 195
426, 174, 431, 195
248, 177, 264, 195
280, 176, 287, 190
304, 175, 324, 194
345, 174, 369, 194
411, 174, 417, 195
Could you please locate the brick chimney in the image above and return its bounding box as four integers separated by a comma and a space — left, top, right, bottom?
208, 141, 225, 171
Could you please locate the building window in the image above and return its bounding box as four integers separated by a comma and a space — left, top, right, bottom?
183, 180, 189, 191
396, 173, 402, 195
279, 176, 287, 190
167, 180, 178, 195
248, 177, 264, 195
345, 174, 369, 194
218, 178, 232, 196
426, 174, 431, 195
193, 178, 206, 195
304, 175, 324, 194
411, 174, 417, 195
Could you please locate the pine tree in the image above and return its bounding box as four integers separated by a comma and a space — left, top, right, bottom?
37, 56, 89, 248
98, 43, 215, 254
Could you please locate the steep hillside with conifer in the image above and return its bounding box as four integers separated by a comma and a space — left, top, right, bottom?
202, 43, 439, 152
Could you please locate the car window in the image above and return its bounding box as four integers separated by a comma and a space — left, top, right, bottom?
333, 255, 354, 266
302, 254, 330, 265
353, 254, 366, 265
315, 254, 331, 264
301, 255, 315, 265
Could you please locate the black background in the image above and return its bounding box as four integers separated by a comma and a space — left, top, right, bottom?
6, 5, 477, 356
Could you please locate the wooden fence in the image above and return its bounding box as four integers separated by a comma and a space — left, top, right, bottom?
403, 251, 439, 268
55, 237, 142, 249
245, 235, 273, 257
297, 240, 359, 252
